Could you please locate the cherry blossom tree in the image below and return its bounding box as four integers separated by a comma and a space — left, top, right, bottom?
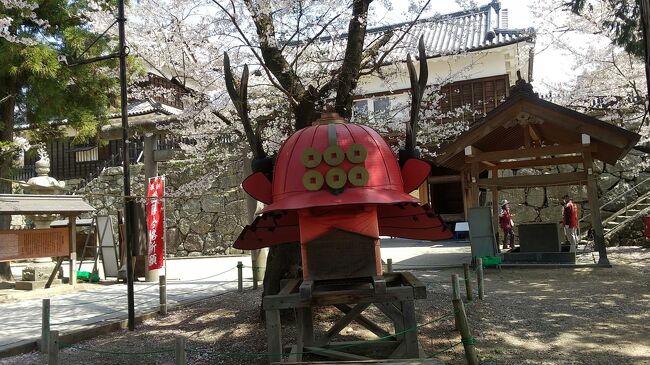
123, 0, 493, 296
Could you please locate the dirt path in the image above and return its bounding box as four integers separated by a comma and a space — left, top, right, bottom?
2, 247, 649, 365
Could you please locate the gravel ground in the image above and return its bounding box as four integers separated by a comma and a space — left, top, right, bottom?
2, 246, 649, 365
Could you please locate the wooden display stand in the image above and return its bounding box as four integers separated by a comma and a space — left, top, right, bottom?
263, 272, 427, 364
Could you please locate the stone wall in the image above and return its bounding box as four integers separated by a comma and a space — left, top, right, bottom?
497, 149, 650, 246
80, 157, 249, 256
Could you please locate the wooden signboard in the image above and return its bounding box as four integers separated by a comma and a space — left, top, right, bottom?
0, 228, 69, 261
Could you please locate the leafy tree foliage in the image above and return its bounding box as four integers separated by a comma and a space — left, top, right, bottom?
0, 0, 121, 280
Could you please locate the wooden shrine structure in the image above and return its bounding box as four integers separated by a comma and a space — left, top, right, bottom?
433, 80, 641, 265
0, 195, 95, 286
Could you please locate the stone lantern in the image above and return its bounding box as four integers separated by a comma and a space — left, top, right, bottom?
18, 157, 67, 284
23, 157, 66, 228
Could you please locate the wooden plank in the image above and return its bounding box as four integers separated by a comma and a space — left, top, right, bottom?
372, 276, 386, 295
374, 302, 404, 329
398, 272, 426, 299
466, 143, 594, 163
323, 303, 371, 344
389, 339, 407, 359
303, 347, 372, 361
300, 280, 314, 300
265, 309, 283, 363
287, 345, 300, 363
45, 257, 64, 289
334, 304, 391, 338
276, 359, 442, 365
298, 307, 314, 348
494, 155, 583, 170
400, 301, 419, 358
427, 175, 461, 184
478, 172, 588, 189
279, 279, 302, 296
264, 286, 415, 310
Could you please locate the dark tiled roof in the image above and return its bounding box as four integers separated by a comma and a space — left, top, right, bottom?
289, 1, 534, 65
370, 1, 534, 60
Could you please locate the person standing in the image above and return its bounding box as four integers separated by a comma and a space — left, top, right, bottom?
562, 194, 579, 252
499, 200, 515, 250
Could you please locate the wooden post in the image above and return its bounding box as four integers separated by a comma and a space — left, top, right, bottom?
48, 330, 59, 365
452, 299, 479, 365
144, 133, 160, 282
476, 258, 484, 300
41, 299, 50, 354
159, 275, 167, 315
69, 215, 77, 287
387, 258, 393, 273
470, 162, 480, 208
175, 337, 186, 365
463, 264, 473, 301
491, 169, 500, 248
582, 147, 610, 265
252, 264, 259, 290
451, 274, 461, 330
265, 309, 283, 363
237, 261, 243, 292
401, 300, 419, 358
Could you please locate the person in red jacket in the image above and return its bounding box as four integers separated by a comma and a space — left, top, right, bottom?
499, 200, 515, 250
562, 194, 579, 252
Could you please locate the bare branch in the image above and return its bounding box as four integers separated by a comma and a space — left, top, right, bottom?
359, 0, 432, 76
211, 0, 299, 107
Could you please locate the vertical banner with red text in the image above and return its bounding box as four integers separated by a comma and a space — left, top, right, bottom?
146, 176, 165, 270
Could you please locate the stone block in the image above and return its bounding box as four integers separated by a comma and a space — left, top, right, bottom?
558, 164, 576, 174
178, 218, 190, 236
182, 199, 202, 215
546, 185, 585, 204
166, 228, 182, 250
512, 204, 538, 223
190, 219, 212, 235
202, 197, 224, 213
597, 173, 620, 193
22, 264, 60, 281
526, 187, 545, 208
539, 206, 562, 223
500, 189, 526, 205
634, 173, 650, 195
184, 233, 204, 252
15, 279, 62, 290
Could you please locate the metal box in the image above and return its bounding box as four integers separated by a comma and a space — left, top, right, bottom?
518, 223, 562, 253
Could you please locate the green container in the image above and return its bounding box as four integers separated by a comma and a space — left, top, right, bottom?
479, 256, 502, 267
76, 271, 100, 283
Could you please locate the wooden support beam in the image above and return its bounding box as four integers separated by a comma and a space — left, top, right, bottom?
583, 148, 610, 265
491, 169, 499, 242
466, 143, 595, 163
469, 162, 479, 209
464, 145, 483, 157
478, 172, 588, 189
529, 124, 542, 142
323, 303, 371, 343
304, 347, 372, 361
494, 156, 583, 170
523, 125, 532, 148
333, 304, 391, 338
428, 175, 461, 184
69, 215, 77, 287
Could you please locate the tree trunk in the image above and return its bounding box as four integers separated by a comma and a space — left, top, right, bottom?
262, 243, 301, 296
0, 75, 16, 281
